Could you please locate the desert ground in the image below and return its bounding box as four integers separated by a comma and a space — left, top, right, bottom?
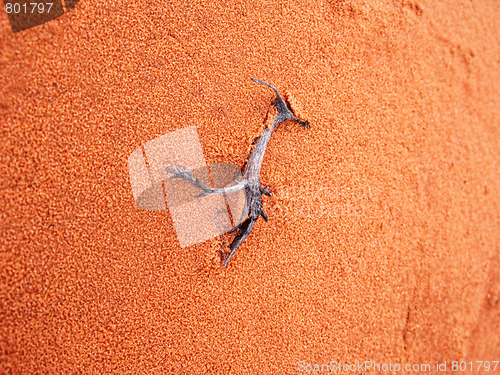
1, 0, 499, 373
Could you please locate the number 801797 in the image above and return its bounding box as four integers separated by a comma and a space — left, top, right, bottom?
5, 2, 53, 14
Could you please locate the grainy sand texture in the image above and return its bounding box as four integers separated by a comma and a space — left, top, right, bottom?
1, 0, 499, 373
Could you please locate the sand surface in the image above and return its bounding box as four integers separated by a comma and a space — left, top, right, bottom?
1, 0, 499, 373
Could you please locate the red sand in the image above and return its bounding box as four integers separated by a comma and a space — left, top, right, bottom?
1, 0, 499, 373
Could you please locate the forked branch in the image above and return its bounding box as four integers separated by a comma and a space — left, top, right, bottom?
166, 79, 309, 266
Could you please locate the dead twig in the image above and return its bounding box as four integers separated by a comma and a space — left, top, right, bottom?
166, 78, 309, 266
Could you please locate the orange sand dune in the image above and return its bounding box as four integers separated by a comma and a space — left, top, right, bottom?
1, 0, 499, 373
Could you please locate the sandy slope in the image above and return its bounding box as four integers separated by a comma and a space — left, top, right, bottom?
1, 0, 499, 373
